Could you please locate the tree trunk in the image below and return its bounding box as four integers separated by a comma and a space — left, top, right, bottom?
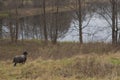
0, 1, 3, 39
115, 0, 118, 44
43, 0, 48, 43
78, 0, 83, 44
52, 0, 59, 44
15, 0, 19, 43
0, 19, 2, 39
15, 19, 19, 43
112, 0, 115, 44
111, 0, 118, 44
9, 21, 14, 42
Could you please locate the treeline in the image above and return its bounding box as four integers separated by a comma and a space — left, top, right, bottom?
0, 0, 72, 44
0, 0, 120, 45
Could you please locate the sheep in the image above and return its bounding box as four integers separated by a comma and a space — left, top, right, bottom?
13, 51, 28, 66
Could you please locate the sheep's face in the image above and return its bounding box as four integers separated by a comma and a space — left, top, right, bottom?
23, 51, 28, 56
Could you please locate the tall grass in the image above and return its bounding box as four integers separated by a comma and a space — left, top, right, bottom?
0, 55, 120, 80
0, 40, 120, 60
0, 40, 120, 79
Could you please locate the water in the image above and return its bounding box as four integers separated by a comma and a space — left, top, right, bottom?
2, 13, 112, 42
61, 14, 112, 42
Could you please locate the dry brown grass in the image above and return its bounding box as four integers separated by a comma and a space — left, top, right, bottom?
0, 39, 120, 61
0, 39, 120, 79
0, 54, 120, 80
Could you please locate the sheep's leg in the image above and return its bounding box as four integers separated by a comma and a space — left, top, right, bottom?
14, 63, 16, 66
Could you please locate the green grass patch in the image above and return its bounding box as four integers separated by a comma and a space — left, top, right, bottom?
110, 57, 120, 65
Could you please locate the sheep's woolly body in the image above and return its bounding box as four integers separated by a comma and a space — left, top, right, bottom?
13, 55, 26, 63
13, 51, 28, 66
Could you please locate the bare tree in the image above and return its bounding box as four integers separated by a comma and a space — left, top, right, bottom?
0, 19, 2, 39
0, 0, 4, 39
43, 0, 48, 43
110, 0, 118, 44
71, 0, 93, 44
47, 0, 72, 44
15, 0, 19, 42
1, 0, 72, 43
78, 0, 83, 44
92, 0, 119, 44
7, 0, 20, 42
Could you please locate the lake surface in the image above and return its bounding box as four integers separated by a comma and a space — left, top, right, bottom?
2, 12, 112, 42
60, 14, 112, 42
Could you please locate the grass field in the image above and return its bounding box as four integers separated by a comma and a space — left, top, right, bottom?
1, 54, 120, 80
0, 40, 120, 80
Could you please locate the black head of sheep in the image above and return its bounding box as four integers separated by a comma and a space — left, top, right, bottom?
23, 51, 28, 56
13, 51, 28, 66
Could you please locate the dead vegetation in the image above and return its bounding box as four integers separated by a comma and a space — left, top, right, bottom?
0, 39, 120, 60
0, 40, 120, 79
1, 54, 120, 80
